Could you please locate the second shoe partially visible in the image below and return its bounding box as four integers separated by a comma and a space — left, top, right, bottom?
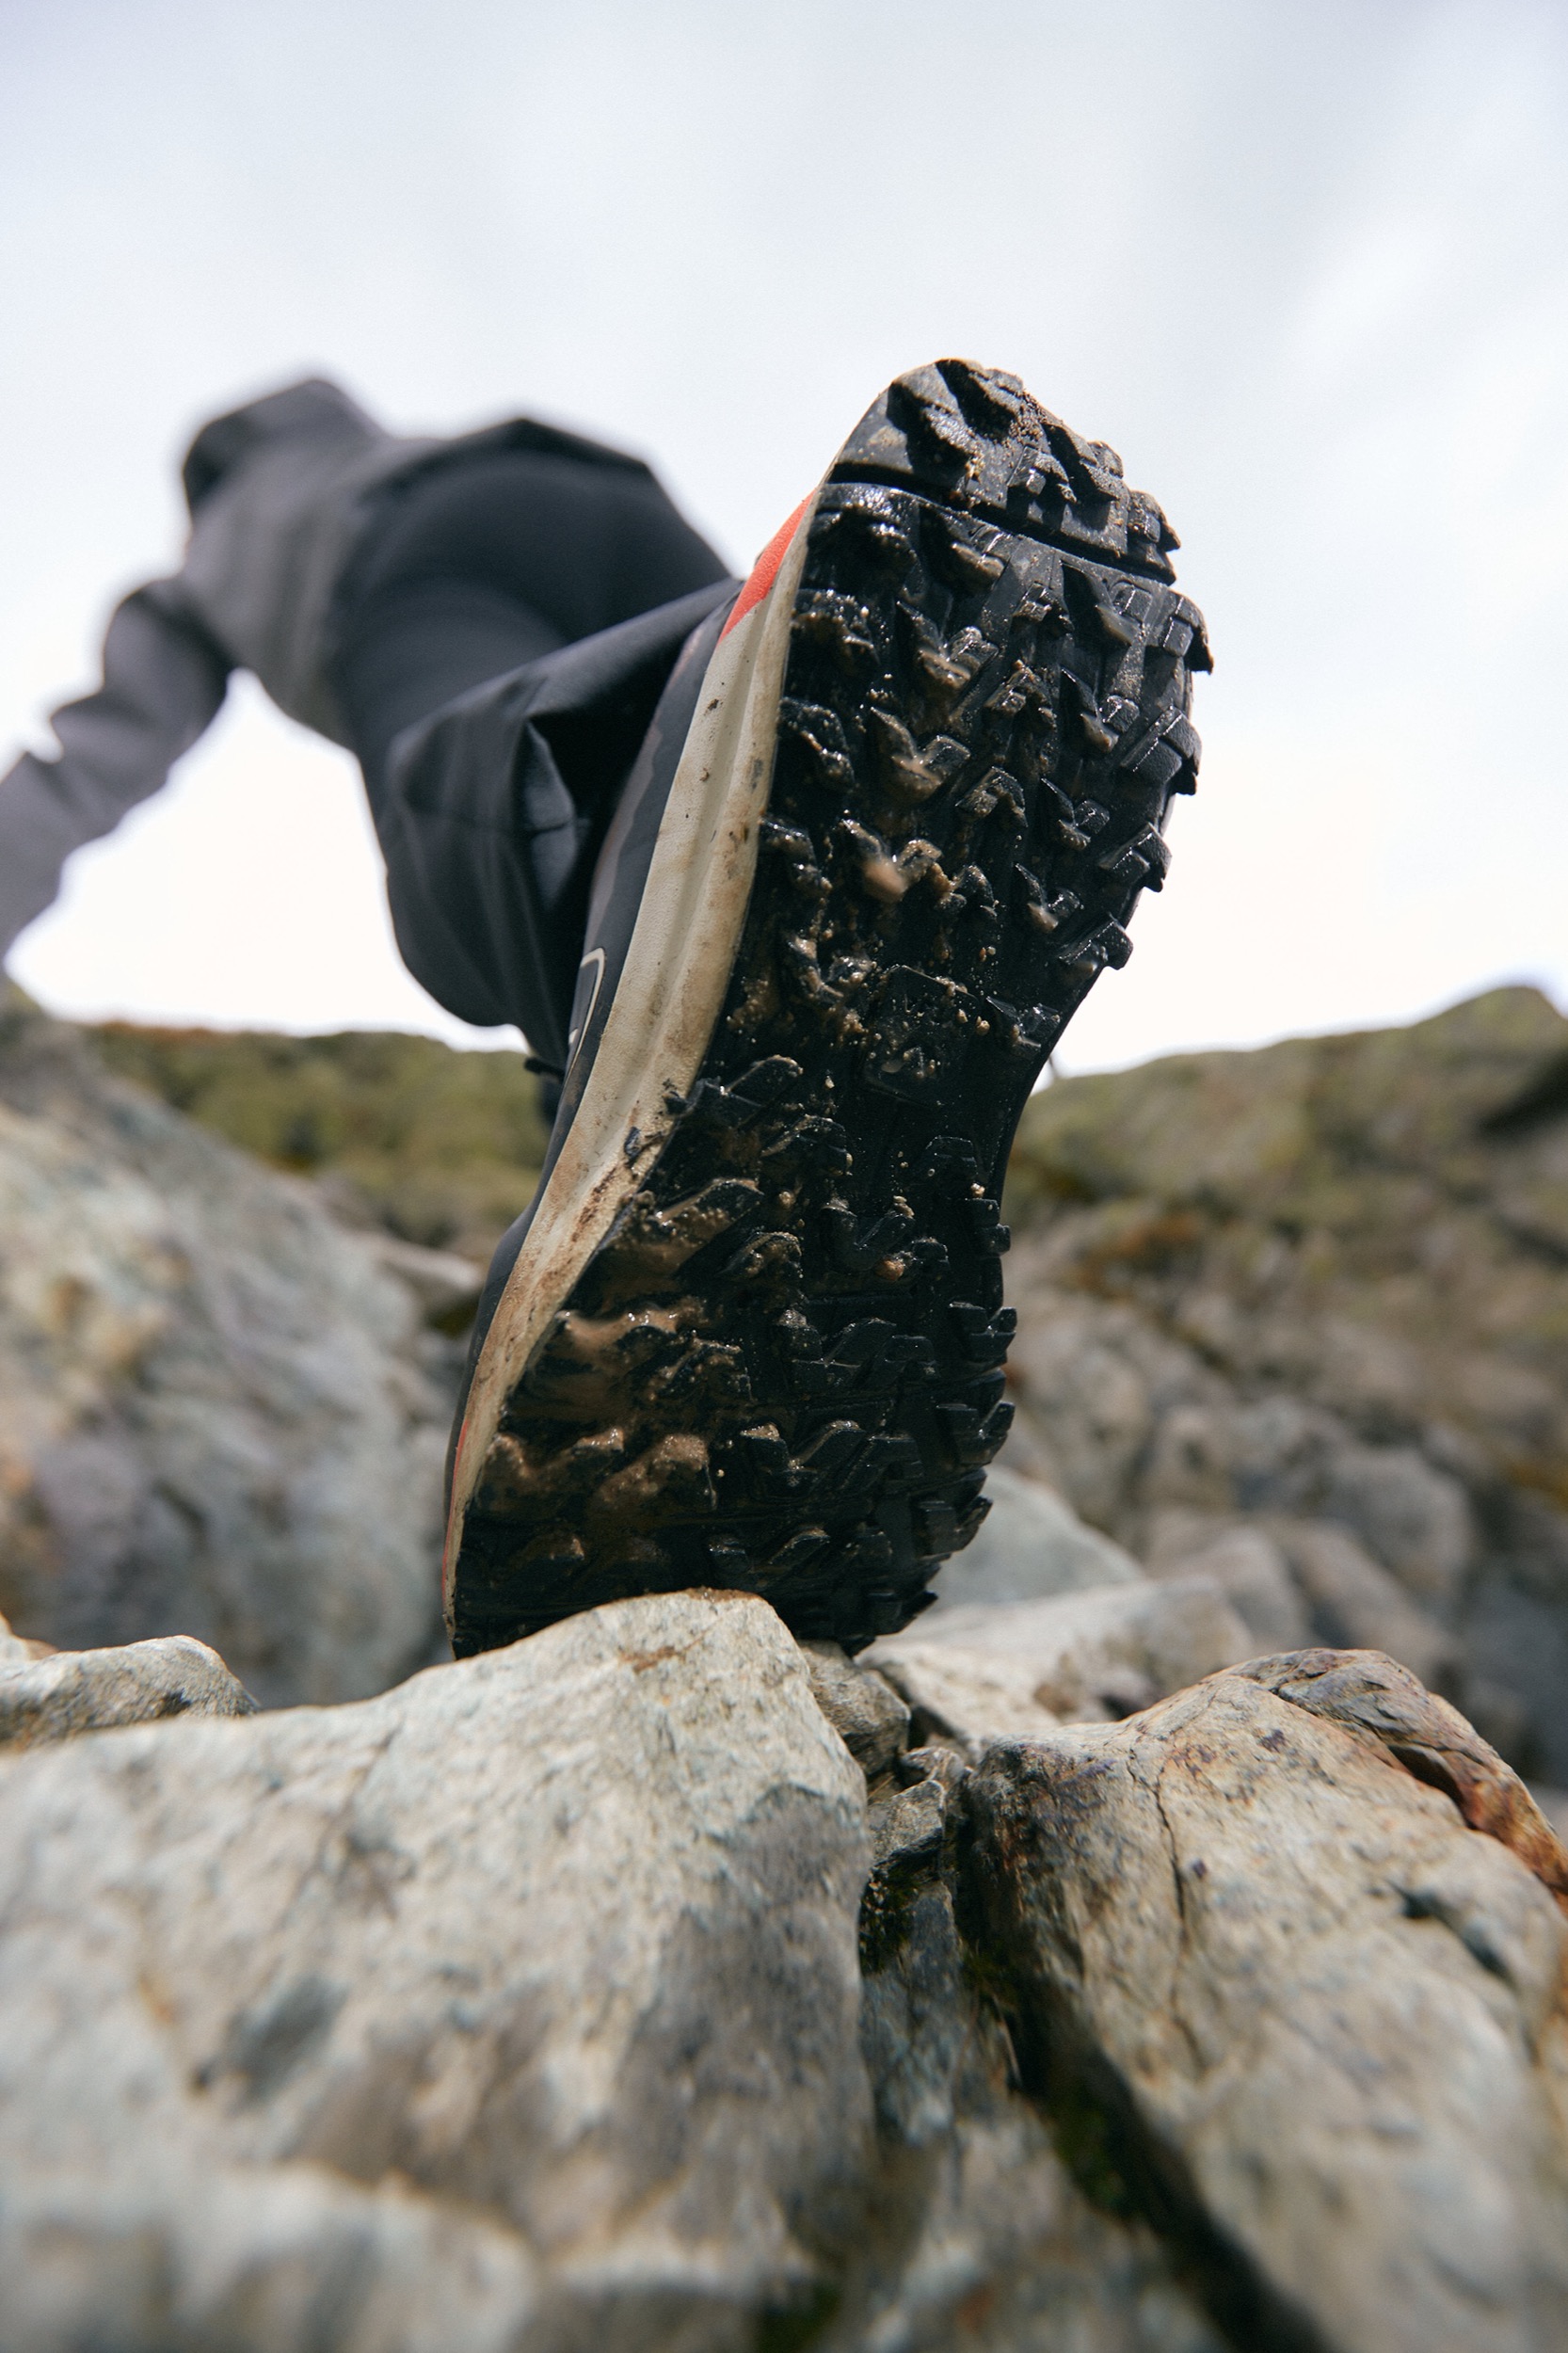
444, 360, 1210, 1657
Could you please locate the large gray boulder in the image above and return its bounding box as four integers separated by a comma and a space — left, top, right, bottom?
966, 1648, 1568, 2353
0, 1586, 1230, 2353
0, 994, 455, 1704
922, 1463, 1143, 1618
0, 1590, 872, 2351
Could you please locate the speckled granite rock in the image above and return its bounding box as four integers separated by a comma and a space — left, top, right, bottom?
3, 1593, 1560, 2352
0, 1592, 872, 2351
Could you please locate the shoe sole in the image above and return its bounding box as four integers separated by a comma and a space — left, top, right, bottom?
445, 360, 1209, 1655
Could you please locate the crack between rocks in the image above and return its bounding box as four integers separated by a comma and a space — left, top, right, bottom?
1147, 1751, 1208, 2082
961, 1724, 1336, 2353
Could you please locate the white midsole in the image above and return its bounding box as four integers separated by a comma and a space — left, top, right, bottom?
443, 490, 822, 1602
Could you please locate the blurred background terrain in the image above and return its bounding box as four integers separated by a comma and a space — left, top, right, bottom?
5, 986, 1567, 1811
91, 1020, 550, 1264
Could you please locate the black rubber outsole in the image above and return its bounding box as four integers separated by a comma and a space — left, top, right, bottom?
451, 361, 1209, 1657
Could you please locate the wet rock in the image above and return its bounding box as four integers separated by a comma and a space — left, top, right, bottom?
0, 1629, 254, 1749
967, 1647, 1568, 2353
0, 1590, 872, 2350
0, 992, 455, 1704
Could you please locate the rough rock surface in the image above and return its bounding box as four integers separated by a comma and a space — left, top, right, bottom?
798, 1638, 910, 1776
844, 1840, 1225, 2353
0, 992, 458, 1704
862, 1636, 1066, 1756
967, 1653, 1568, 2353
5, 1588, 1563, 2350
0, 1604, 49, 1664
8, 985, 1568, 2346
0, 1592, 872, 2350
1003, 986, 1568, 1776
866, 1576, 1253, 1756
0, 1588, 1236, 2353
88, 1017, 549, 1266
0, 1624, 253, 1749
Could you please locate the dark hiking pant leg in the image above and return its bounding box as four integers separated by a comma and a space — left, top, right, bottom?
329, 443, 731, 808
322, 444, 735, 1060
360, 581, 735, 1070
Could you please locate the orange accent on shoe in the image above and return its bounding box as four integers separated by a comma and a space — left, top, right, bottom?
720, 497, 810, 639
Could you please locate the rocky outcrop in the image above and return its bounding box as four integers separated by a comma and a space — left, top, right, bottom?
6, 1588, 1565, 2352
966, 1652, 1568, 2353
0, 992, 465, 1705
22, 980, 1565, 1778
88, 1017, 548, 1266
1002, 985, 1568, 1780
0, 1588, 1229, 2353
0, 1592, 871, 2351
5, 984, 1568, 2346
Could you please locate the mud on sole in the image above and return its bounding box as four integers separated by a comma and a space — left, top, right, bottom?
451, 361, 1209, 1656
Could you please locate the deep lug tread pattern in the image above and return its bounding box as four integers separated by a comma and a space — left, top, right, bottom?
453, 363, 1208, 1657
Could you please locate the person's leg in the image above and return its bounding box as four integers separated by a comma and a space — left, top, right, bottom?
317, 444, 737, 1064
328, 444, 731, 810
360, 578, 734, 1067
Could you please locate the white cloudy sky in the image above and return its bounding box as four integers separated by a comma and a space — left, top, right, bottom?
1, 0, 1564, 1070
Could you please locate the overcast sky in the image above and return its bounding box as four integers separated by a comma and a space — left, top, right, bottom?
2, 0, 1563, 1069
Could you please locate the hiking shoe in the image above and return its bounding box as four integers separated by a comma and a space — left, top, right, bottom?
444, 360, 1210, 1656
